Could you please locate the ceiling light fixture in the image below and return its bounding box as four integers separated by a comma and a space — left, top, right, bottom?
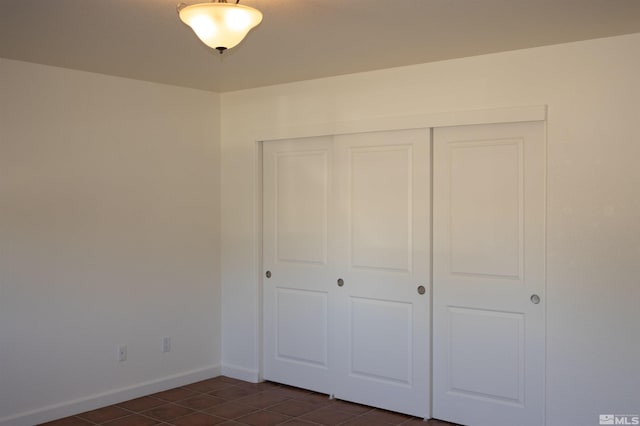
177, 0, 263, 54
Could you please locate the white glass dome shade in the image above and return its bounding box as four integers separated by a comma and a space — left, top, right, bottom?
179, 2, 263, 53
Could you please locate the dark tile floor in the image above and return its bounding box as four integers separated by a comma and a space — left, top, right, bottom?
39, 376, 459, 426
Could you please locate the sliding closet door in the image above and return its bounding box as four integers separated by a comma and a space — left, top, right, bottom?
262, 136, 336, 393
432, 122, 545, 426
332, 129, 430, 418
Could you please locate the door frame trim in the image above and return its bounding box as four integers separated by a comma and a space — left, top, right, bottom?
257, 105, 546, 143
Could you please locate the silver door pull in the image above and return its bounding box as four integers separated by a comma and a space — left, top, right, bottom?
265, 271, 271, 278
417, 285, 426, 295
337, 278, 344, 287
530, 294, 540, 304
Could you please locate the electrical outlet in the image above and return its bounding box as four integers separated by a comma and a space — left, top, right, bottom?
162, 336, 171, 353
117, 344, 127, 362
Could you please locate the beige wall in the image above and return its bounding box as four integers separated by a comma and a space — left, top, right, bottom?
220, 33, 640, 425
0, 59, 222, 425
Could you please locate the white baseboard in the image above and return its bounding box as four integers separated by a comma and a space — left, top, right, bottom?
220, 363, 260, 383
0, 365, 221, 426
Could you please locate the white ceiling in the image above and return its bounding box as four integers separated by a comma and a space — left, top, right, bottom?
1, 0, 639, 92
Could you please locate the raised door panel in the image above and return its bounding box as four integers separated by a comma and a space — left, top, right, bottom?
448, 140, 523, 279
349, 297, 413, 386
448, 307, 524, 405
349, 145, 412, 272
276, 288, 328, 368
275, 151, 328, 265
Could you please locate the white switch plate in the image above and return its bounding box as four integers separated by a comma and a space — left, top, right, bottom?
162, 336, 171, 353
117, 344, 127, 362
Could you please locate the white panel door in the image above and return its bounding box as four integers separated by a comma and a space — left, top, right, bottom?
332, 129, 430, 418
263, 136, 336, 393
432, 122, 545, 426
